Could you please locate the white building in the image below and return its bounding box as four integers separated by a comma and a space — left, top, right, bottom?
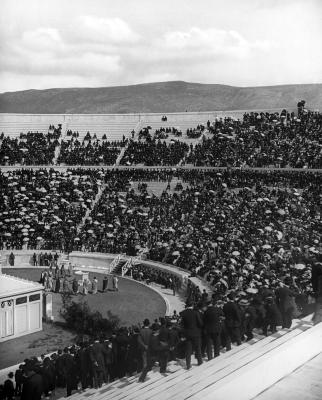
0, 274, 43, 342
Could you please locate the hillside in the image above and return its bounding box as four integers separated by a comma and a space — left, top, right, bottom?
0, 81, 321, 114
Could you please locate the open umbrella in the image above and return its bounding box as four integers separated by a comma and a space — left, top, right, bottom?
262, 244, 271, 249
232, 251, 240, 256
246, 288, 258, 294
294, 264, 306, 270
276, 231, 283, 240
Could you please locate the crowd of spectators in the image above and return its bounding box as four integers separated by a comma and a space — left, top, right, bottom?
129, 264, 182, 294
0, 168, 100, 251
76, 168, 321, 309
0, 126, 61, 165
186, 124, 205, 138
185, 107, 321, 168
0, 103, 322, 397
1, 267, 320, 399
120, 139, 189, 166
0, 104, 321, 168
57, 138, 122, 165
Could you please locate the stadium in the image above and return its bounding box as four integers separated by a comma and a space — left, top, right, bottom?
0, 1, 322, 400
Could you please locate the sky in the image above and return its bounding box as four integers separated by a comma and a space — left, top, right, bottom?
0, 0, 321, 92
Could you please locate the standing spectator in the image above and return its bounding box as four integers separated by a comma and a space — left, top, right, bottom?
112, 275, 119, 292
20, 360, 43, 400
102, 276, 108, 292
75, 342, 90, 390
41, 357, 55, 399
72, 278, 78, 295
239, 299, 257, 341
63, 278, 69, 294
54, 277, 60, 293
3, 372, 15, 400
138, 319, 152, 382
167, 320, 180, 361
60, 265, 66, 278
262, 297, 282, 336
223, 293, 242, 346
138, 325, 163, 382
32, 253, 38, 266
180, 300, 203, 369
158, 318, 170, 373
203, 300, 223, 360
89, 338, 107, 389
92, 277, 98, 294
15, 365, 24, 396
275, 279, 296, 329
60, 347, 76, 397
9, 252, 15, 266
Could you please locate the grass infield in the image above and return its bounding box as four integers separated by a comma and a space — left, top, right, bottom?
0, 268, 166, 369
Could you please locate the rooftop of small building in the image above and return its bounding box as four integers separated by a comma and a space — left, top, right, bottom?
0, 273, 43, 298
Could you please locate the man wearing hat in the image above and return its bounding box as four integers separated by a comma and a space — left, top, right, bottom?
203, 300, 224, 360
275, 278, 296, 328
262, 296, 282, 336
223, 293, 242, 346
180, 300, 203, 369
138, 319, 153, 382
138, 323, 162, 382
89, 338, 108, 389
239, 299, 256, 341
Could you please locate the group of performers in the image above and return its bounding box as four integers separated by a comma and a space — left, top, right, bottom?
39, 264, 119, 295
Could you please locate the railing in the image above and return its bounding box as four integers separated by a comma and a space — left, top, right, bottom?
109, 254, 122, 273
121, 254, 142, 276
121, 258, 132, 277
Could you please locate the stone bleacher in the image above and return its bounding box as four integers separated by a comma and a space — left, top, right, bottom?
65, 121, 137, 142
0, 121, 57, 138
0, 109, 284, 142
66, 315, 321, 400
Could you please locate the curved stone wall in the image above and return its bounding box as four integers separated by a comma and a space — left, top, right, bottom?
1, 250, 210, 292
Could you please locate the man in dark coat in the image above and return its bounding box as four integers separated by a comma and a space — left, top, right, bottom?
9, 252, 15, 266
203, 300, 224, 360
223, 293, 242, 346
60, 347, 77, 397
275, 281, 296, 328
180, 300, 203, 369
75, 342, 91, 390
20, 361, 43, 400
54, 277, 60, 293
262, 296, 282, 336
89, 339, 107, 388
102, 340, 114, 382
72, 278, 78, 295
102, 276, 109, 292
311, 262, 322, 297
239, 299, 257, 341
138, 319, 152, 382
158, 318, 170, 373
138, 325, 163, 382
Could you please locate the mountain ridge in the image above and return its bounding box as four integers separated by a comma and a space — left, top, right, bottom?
0, 81, 321, 114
